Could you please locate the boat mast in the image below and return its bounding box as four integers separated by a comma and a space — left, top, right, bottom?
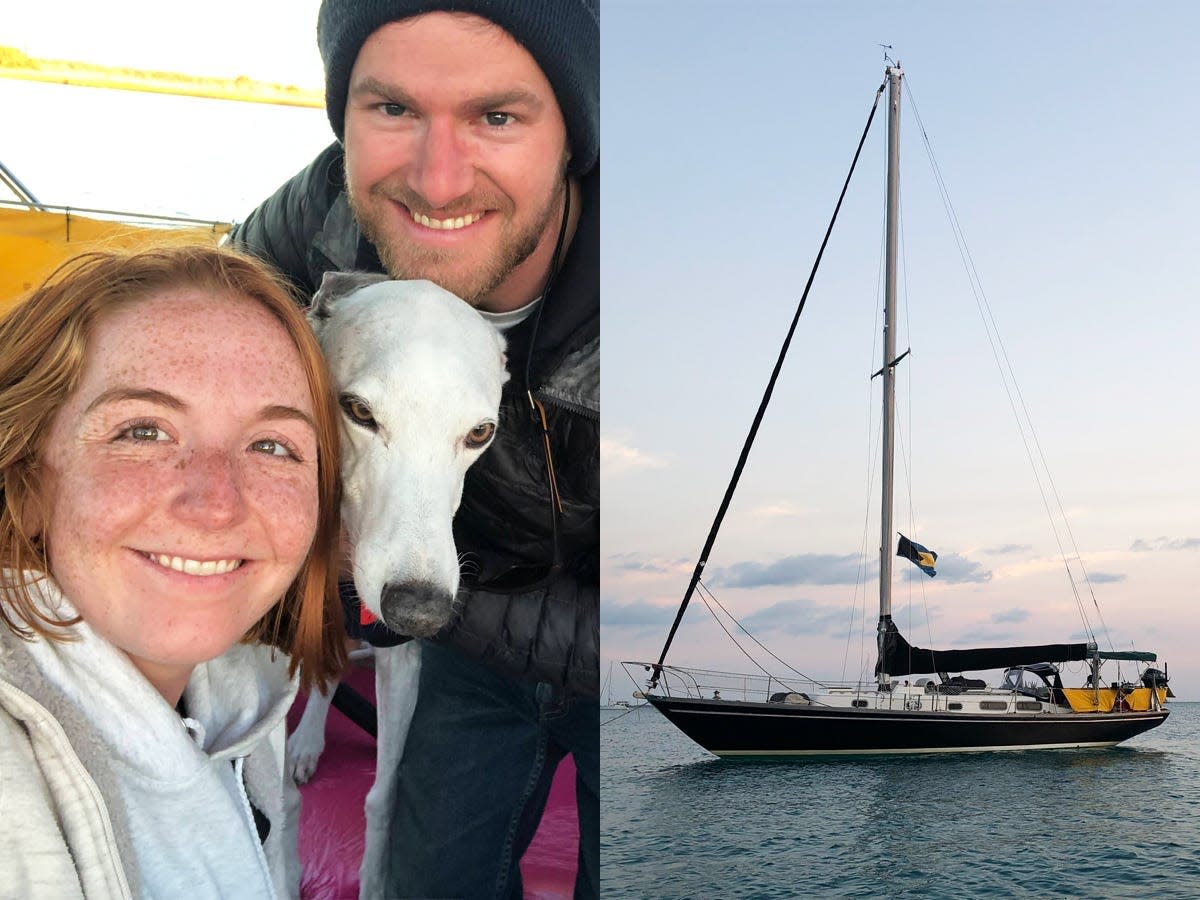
877, 64, 902, 690
646, 81, 888, 690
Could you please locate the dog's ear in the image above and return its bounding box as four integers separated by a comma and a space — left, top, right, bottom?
309, 271, 391, 325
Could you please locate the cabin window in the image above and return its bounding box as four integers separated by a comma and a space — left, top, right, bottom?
980, 701, 1008, 711
948, 702, 963, 711
851, 699, 868, 708
1016, 701, 1042, 712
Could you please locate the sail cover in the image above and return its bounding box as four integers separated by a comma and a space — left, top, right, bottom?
1097, 650, 1157, 662
875, 616, 1092, 677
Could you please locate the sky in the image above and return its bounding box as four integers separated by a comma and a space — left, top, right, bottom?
601, 2, 1200, 700
2, 1, 330, 221
5, 2, 1200, 702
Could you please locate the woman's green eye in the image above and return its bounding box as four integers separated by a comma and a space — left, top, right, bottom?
124, 424, 167, 442
251, 439, 292, 458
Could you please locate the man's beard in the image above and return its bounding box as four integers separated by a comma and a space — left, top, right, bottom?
346, 169, 566, 306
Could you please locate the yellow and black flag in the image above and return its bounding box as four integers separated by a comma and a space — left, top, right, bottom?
897, 534, 937, 577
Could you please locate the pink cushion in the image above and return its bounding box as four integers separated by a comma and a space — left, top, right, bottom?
288, 666, 578, 899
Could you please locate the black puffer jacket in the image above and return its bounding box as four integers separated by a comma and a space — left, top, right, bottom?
232, 143, 599, 697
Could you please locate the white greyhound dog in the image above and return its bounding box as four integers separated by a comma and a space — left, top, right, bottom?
287, 272, 507, 891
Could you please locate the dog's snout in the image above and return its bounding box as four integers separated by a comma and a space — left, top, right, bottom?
380, 581, 459, 638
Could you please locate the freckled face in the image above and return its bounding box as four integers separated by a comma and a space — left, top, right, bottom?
40, 290, 319, 699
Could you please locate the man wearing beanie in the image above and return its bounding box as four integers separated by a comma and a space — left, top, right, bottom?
232, 1, 598, 897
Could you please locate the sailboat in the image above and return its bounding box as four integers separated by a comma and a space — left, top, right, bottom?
630, 64, 1169, 757
601, 662, 632, 710
601, 661, 645, 711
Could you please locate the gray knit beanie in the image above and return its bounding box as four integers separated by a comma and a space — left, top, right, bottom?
317, 0, 599, 176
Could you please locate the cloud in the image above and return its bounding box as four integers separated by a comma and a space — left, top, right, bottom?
891, 601, 942, 624
924, 552, 992, 584
710, 553, 868, 588
985, 543, 1033, 555
608, 552, 670, 573
990, 607, 1030, 624
747, 502, 805, 519
600, 600, 677, 628
739, 598, 848, 636
601, 435, 666, 476
1087, 572, 1126, 584
1130, 537, 1200, 552
954, 627, 1020, 644
711, 549, 992, 588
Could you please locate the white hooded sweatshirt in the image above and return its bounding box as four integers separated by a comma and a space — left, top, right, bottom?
0, 578, 301, 898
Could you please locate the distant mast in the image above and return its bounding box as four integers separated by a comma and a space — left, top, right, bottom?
877, 64, 902, 691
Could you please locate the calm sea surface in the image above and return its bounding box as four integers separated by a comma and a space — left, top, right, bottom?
601, 702, 1200, 898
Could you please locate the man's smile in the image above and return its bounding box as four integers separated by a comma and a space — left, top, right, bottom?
409, 210, 485, 231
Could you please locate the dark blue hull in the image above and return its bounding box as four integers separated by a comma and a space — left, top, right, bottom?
647, 695, 1169, 757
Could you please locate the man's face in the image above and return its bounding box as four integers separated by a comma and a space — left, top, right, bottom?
343, 12, 570, 311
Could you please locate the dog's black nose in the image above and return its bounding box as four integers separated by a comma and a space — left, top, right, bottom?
380, 581, 457, 638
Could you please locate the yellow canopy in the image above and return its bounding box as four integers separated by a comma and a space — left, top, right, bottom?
0, 46, 295, 311
1061, 686, 1166, 713
0, 205, 230, 312
0, 46, 322, 109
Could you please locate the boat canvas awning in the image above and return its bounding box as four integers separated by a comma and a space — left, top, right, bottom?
1097, 650, 1157, 662
0, 204, 230, 312
876, 616, 1092, 677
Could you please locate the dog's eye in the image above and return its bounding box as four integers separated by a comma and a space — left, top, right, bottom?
340, 394, 378, 431
465, 422, 496, 449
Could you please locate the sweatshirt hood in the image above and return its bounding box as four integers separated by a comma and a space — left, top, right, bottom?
2, 574, 296, 779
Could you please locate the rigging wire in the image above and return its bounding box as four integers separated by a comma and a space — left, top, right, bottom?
843, 146, 892, 686
894, 183, 938, 660
695, 580, 826, 687
855, 411, 884, 684
648, 80, 889, 688
843, 404, 883, 686
896, 417, 936, 658
600, 704, 644, 728
900, 75, 1114, 652
901, 81, 1083, 625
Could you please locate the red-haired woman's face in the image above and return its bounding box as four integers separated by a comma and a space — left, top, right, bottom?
40, 289, 320, 701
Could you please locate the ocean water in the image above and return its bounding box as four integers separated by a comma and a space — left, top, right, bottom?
601, 702, 1200, 898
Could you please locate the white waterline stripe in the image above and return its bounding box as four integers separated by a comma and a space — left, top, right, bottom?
712, 741, 1122, 756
